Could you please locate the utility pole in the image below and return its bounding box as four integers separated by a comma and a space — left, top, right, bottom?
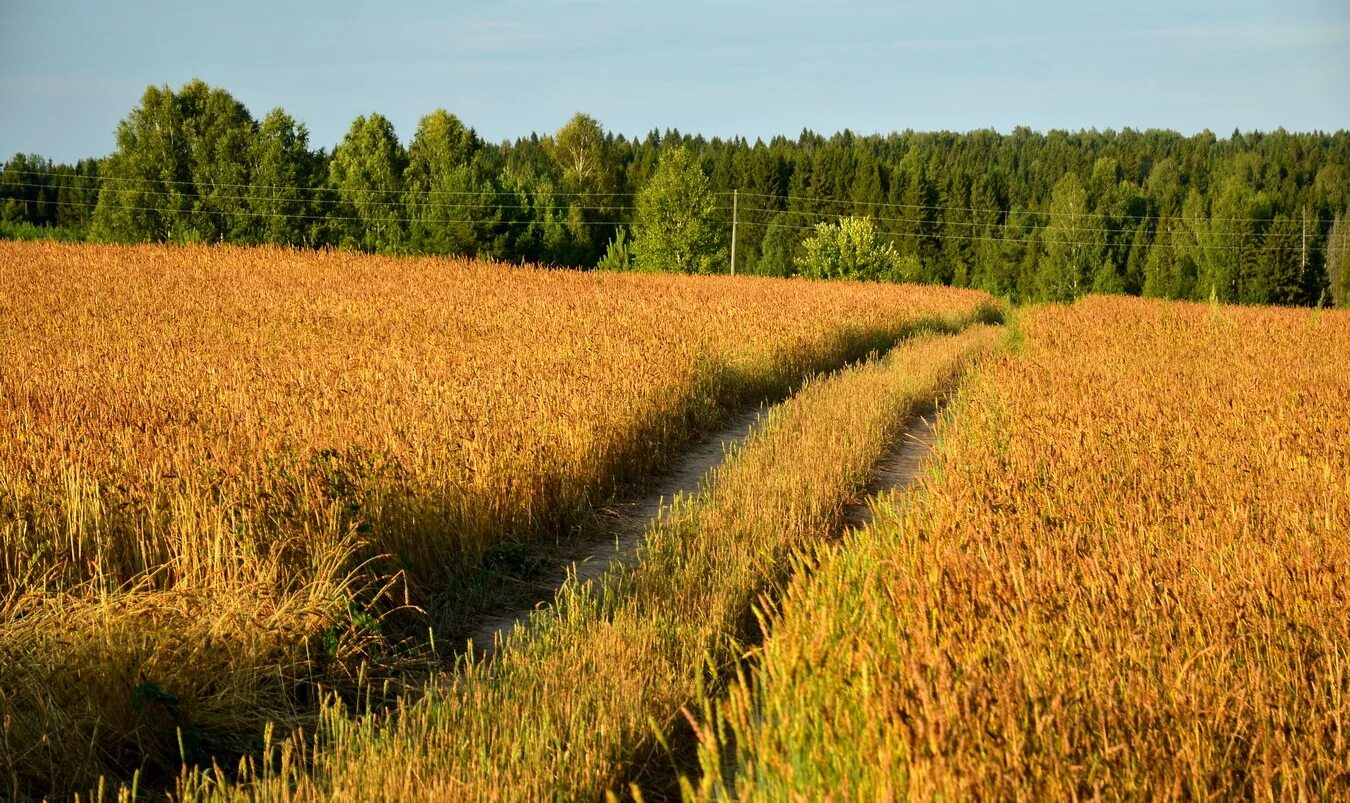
1301, 205, 1308, 276
730, 189, 738, 277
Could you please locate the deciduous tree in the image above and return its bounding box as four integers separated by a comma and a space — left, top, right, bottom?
404, 109, 496, 256
632, 147, 721, 274
248, 108, 318, 246
329, 113, 407, 252
1038, 173, 1102, 301
795, 216, 905, 281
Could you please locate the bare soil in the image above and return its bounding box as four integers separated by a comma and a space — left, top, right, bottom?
841, 408, 940, 530
627, 406, 945, 801
464, 405, 941, 663
468, 407, 767, 657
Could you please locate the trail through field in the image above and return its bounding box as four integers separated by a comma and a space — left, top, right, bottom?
626, 405, 946, 801
468, 407, 767, 658
841, 408, 939, 530
467, 406, 942, 661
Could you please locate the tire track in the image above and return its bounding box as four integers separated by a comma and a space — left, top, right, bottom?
468, 407, 767, 658
841, 407, 940, 531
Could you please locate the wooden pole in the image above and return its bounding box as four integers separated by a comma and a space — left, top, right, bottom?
1302, 205, 1308, 276
730, 189, 738, 276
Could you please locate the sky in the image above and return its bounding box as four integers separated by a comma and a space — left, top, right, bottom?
1, 0, 1347, 163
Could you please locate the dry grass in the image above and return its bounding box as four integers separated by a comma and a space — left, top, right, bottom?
689, 297, 1350, 800
0, 241, 998, 798
169, 326, 1004, 802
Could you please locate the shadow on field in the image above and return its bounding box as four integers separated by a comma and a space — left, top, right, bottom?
611, 400, 948, 802
465, 406, 768, 659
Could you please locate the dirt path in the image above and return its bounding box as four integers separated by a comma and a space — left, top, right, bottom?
841, 408, 940, 531
467, 406, 942, 660
468, 407, 767, 657
630, 405, 946, 801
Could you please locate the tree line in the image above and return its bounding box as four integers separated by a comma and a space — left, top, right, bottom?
3, 79, 1348, 306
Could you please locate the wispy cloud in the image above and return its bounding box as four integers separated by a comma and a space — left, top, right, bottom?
0, 74, 141, 98
1145, 22, 1350, 49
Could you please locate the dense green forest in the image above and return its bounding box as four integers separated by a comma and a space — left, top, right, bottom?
3, 79, 1348, 305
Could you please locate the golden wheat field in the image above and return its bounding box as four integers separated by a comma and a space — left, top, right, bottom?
691, 297, 1350, 799
0, 240, 998, 796
166, 327, 1005, 803
11, 240, 1345, 802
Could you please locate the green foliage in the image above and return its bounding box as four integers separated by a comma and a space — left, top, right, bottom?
0, 219, 86, 242
1038, 173, 1102, 301
0, 153, 93, 230
543, 112, 618, 266
549, 113, 614, 198
1254, 214, 1304, 305
92, 84, 191, 243
22, 80, 1350, 306
632, 147, 722, 274
596, 226, 633, 270
888, 159, 939, 269
91, 81, 257, 244
795, 216, 907, 281
755, 213, 800, 276
1143, 226, 1197, 300
1328, 214, 1350, 308
1205, 171, 1270, 303
248, 108, 320, 246
403, 109, 497, 256
179, 80, 255, 242
329, 113, 408, 252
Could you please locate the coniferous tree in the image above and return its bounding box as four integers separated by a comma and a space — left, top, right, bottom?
53, 159, 100, 231
1143, 227, 1174, 298
756, 213, 800, 277
1206, 166, 1267, 303
1327, 214, 1350, 308
849, 155, 884, 215
0, 154, 51, 225
1255, 214, 1303, 304
14, 85, 1350, 308
889, 158, 938, 272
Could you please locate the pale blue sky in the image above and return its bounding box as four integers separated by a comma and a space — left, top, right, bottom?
1, 0, 1347, 163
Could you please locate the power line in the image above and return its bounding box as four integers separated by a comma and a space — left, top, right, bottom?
723, 189, 1327, 226
731, 205, 1151, 236
19, 197, 636, 227
5, 170, 1321, 225
728, 204, 1289, 243
732, 217, 1259, 252
5, 169, 1326, 250
23, 195, 1268, 251
1, 180, 636, 213
9, 180, 1301, 242
6, 168, 642, 199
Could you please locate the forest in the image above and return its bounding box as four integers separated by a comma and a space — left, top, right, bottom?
2, 79, 1348, 305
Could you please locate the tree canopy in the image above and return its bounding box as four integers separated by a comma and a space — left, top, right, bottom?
7, 79, 1349, 307
795, 216, 906, 281
631, 147, 722, 274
